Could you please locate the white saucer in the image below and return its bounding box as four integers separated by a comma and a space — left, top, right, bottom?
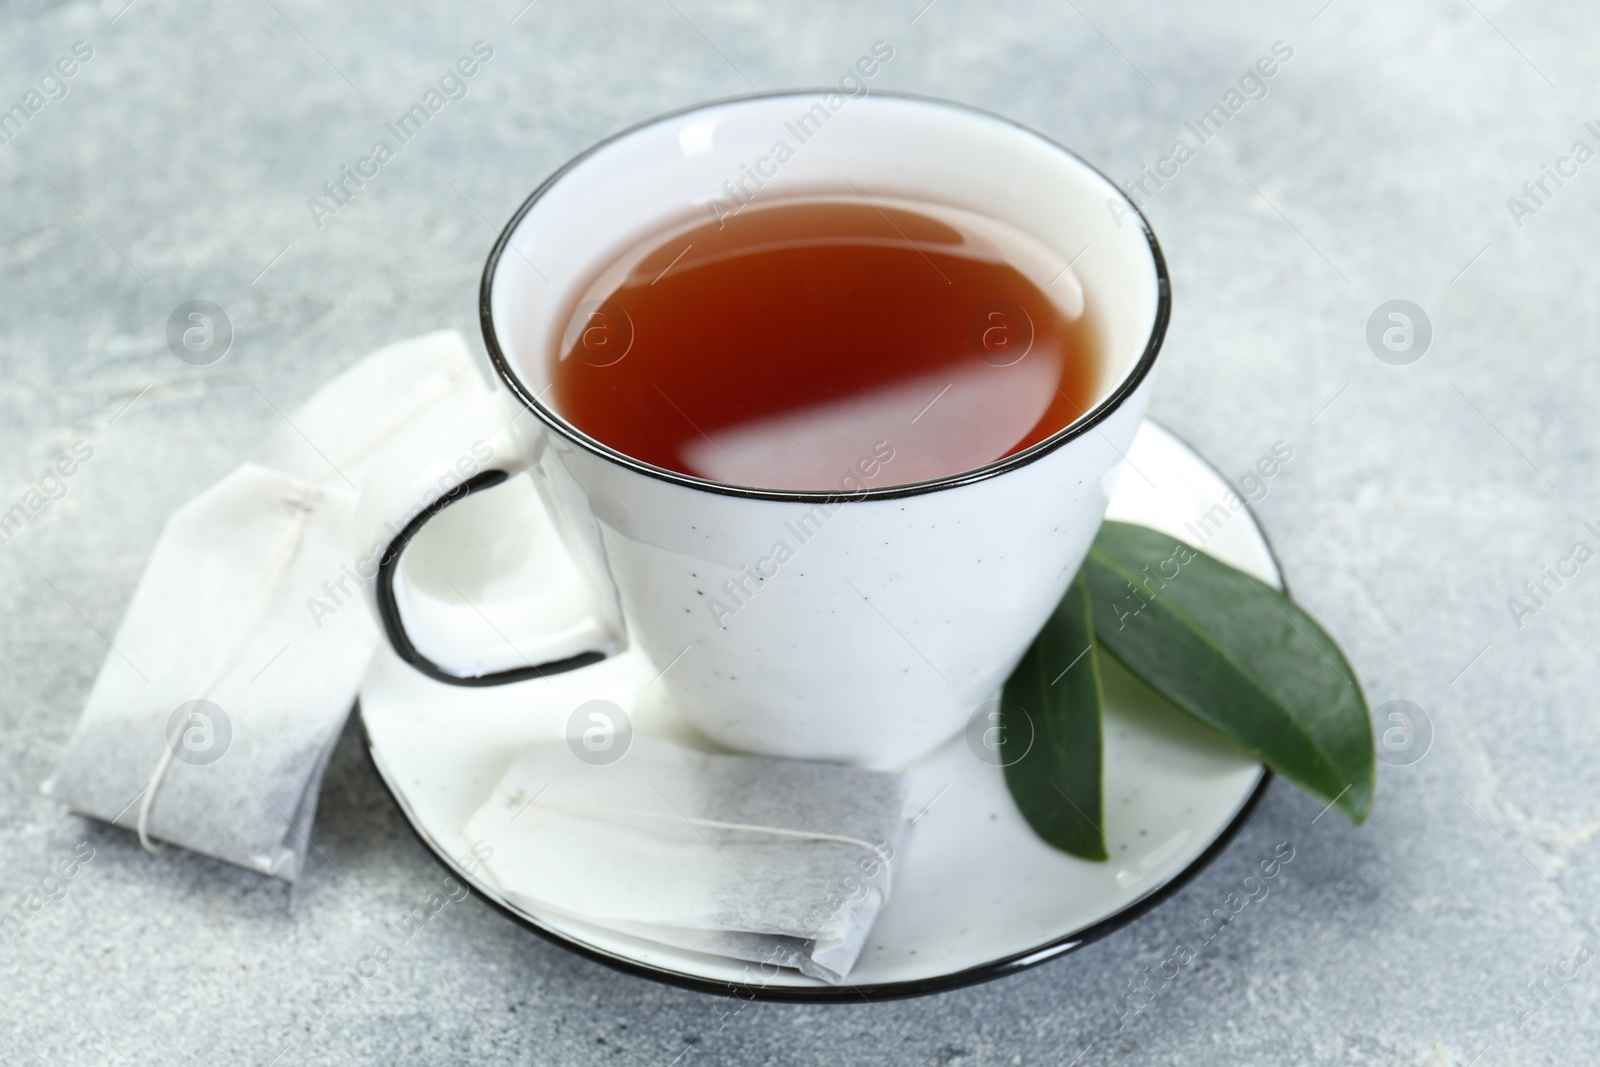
359, 420, 1275, 999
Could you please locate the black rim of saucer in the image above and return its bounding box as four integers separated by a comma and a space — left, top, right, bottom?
477, 89, 1171, 505
358, 422, 1283, 1003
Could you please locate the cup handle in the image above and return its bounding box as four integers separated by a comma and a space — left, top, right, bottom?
355, 392, 613, 686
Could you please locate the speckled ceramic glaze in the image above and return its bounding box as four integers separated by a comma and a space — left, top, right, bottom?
359, 421, 1273, 998
355, 93, 1169, 766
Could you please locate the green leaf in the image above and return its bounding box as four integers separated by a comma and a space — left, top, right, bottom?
1001, 570, 1107, 861
1082, 521, 1375, 824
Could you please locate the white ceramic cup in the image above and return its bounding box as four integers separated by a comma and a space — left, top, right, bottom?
356, 91, 1168, 767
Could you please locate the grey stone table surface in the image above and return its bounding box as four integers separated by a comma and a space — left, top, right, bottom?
2, 0, 1596, 1063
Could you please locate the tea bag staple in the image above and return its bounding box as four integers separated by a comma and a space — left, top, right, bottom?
49, 330, 493, 879
464, 735, 912, 983
258, 328, 489, 487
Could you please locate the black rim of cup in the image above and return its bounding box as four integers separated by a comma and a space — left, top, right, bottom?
478, 89, 1172, 504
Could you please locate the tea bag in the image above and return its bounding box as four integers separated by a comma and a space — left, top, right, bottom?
48, 465, 377, 879
50, 330, 495, 878
259, 328, 490, 488
464, 735, 911, 983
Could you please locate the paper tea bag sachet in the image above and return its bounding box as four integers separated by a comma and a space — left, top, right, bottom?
50, 330, 495, 878
465, 735, 912, 983
48, 465, 379, 879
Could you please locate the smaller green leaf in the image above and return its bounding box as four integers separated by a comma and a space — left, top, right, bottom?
1002, 571, 1107, 861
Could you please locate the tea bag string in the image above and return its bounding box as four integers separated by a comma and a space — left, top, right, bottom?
517, 795, 896, 903
136, 486, 317, 852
